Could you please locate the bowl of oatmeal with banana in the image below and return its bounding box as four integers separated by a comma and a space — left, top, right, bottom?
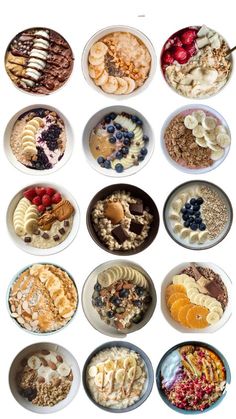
9, 342, 80, 413
7, 183, 80, 255
8, 263, 78, 334
87, 184, 159, 255
82, 25, 156, 97
83, 341, 154, 412
82, 260, 156, 338
162, 105, 231, 174
163, 180, 233, 250
4, 105, 73, 175
161, 25, 233, 98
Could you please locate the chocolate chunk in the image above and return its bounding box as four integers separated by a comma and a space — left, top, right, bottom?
42, 232, 49, 240
129, 202, 143, 215
205, 281, 224, 299
53, 234, 60, 241
59, 227, 65, 235
130, 221, 144, 235
64, 220, 70, 227
24, 237, 32, 243
111, 225, 129, 244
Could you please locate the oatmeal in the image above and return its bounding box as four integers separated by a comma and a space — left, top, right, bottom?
86, 347, 147, 409
10, 108, 66, 171
91, 190, 153, 251
5, 27, 74, 94
9, 263, 78, 333
88, 31, 151, 94
165, 263, 228, 329
16, 349, 73, 407
12, 185, 75, 249
89, 111, 149, 173
161, 25, 232, 98
92, 264, 152, 330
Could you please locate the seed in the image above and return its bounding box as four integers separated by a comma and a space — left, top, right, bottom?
17, 291, 22, 300
17, 316, 25, 325
11, 305, 16, 312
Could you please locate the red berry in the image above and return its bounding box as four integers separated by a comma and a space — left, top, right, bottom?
173, 36, 183, 47
172, 46, 189, 64
52, 192, 62, 204
162, 50, 174, 65
35, 187, 46, 197
38, 205, 46, 213
180, 29, 197, 46
42, 194, 52, 207
45, 187, 56, 197
23, 188, 36, 202
184, 42, 197, 57
32, 196, 42, 206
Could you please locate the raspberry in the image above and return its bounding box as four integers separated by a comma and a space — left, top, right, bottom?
35, 187, 46, 197
23, 188, 36, 202
52, 192, 62, 204
38, 205, 46, 213
162, 50, 174, 65
172, 46, 189, 64
42, 194, 52, 207
185, 43, 197, 57
32, 196, 41, 206
45, 187, 56, 196
180, 29, 197, 45
173, 36, 183, 47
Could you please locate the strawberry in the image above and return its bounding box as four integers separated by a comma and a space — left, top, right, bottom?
35, 187, 46, 197
23, 188, 36, 202
32, 196, 42, 206
42, 194, 52, 207
172, 46, 188, 64
162, 51, 174, 65
184, 43, 197, 57
180, 29, 197, 46
45, 187, 56, 197
38, 205, 46, 213
52, 192, 62, 204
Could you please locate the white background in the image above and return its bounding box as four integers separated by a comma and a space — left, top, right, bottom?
0, 0, 235, 417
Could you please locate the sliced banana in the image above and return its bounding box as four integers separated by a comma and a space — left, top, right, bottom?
178, 192, 189, 203
189, 231, 199, 243
173, 222, 183, 234
101, 76, 118, 93
204, 132, 217, 144
57, 362, 71, 377
210, 305, 224, 317
124, 356, 136, 369
94, 70, 109, 86
104, 360, 115, 373
198, 230, 209, 244
206, 311, 220, 325
215, 125, 227, 136
27, 355, 41, 370
88, 63, 105, 79
202, 117, 217, 131
123, 77, 136, 93
135, 366, 142, 380
196, 137, 208, 147
204, 296, 215, 308
169, 210, 180, 221
115, 368, 125, 383
172, 274, 192, 285
184, 115, 198, 129
216, 133, 230, 148
88, 54, 104, 66
179, 228, 191, 239
187, 288, 199, 299
114, 77, 128, 94
171, 198, 182, 212
211, 148, 224, 161
94, 372, 103, 387
127, 366, 136, 381
90, 42, 108, 59
192, 110, 206, 123
193, 125, 205, 138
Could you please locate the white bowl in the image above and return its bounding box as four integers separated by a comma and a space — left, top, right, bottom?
161, 262, 232, 333
6, 183, 80, 256
82, 105, 154, 177
82, 259, 156, 338
82, 25, 156, 99
9, 342, 80, 414
161, 104, 231, 174
4, 104, 74, 176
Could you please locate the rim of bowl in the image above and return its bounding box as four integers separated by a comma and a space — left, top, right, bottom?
160, 261, 232, 333
6, 262, 79, 336
4, 26, 74, 96
156, 340, 231, 414
82, 105, 154, 178
82, 340, 154, 412
4, 104, 74, 176
81, 25, 157, 99
159, 25, 234, 100
82, 258, 157, 338
163, 180, 233, 250
6, 182, 80, 256
86, 183, 160, 256
160, 104, 231, 174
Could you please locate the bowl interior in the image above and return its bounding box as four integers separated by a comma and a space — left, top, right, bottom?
82, 105, 154, 177
82, 259, 156, 338
9, 342, 80, 414
86, 183, 159, 256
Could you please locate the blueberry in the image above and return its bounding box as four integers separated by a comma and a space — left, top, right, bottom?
194, 211, 201, 217
195, 217, 202, 224
116, 131, 123, 140
94, 297, 103, 307
109, 136, 116, 144
185, 203, 191, 209
197, 197, 204, 205
107, 310, 114, 319
135, 286, 145, 296
115, 163, 124, 173
123, 138, 131, 146
133, 300, 142, 307
110, 296, 121, 306
183, 213, 190, 221
119, 288, 129, 298
188, 208, 194, 215
107, 125, 115, 133
140, 147, 148, 156
127, 131, 134, 139
131, 115, 138, 122
143, 135, 149, 143
193, 204, 200, 212
122, 146, 129, 155
105, 115, 111, 123
184, 220, 190, 228
190, 198, 197, 205
104, 160, 111, 169
114, 123, 122, 130
94, 282, 101, 292
189, 217, 195, 224
97, 156, 105, 165
109, 112, 117, 120
136, 119, 143, 126
116, 151, 123, 159
190, 223, 198, 231
181, 207, 187, 214
199, 223, 206, 231
138, 154, 145, 161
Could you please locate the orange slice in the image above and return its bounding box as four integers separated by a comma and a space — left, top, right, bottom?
186, 306, 209, 329
170, 298, 190, 321
165, 284, 186, 299
178, 303, 194, 328
167, 292, 187, 308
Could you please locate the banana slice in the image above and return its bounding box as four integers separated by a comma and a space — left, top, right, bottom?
210, 305, 224, 317
123, 77, 136, 94
127, 366, 136, 381
115, 368, 125, 383
215, 125, 227, 136
187, 288, 199, 299
24, 218, 38, 234
29, 119, 40, 130
211, 147, 224, 160
27, 355, 41, 369
38, 366, 51, 381
216, 133, 230, 148
135, 366, 142, 380
90, 42, 108, 59
191, 293, 207, 305
196, 137, 208, 147
172, 274, 192, 285
193, 125, 205, 138
94, 372, 103, 387
124, 356, 136, 369
88, 366, 98, 378
204, 296, 215, 308
88, 63, 105, 79
198, 230, 209, 244
171, 198, 182, 212
104, 360, 115, 373
184, 115, 198, 129
173, 223, 183, 234
101, 76, 118, 93
169, 210, 180, 221
97, 271, 112, 287
179, 228, 191, 239
178, 192, 189, 204
192, 110, 206, 123
114, 115, 136, 131
207, 311, 220, 325
94, 69, 109, 86
57, 362, 71, 377
88, 54, 105, 66
189, 231, 199, 243
114, 77, 128, 94
202, 117, 217, 131
204, 131, 217, 144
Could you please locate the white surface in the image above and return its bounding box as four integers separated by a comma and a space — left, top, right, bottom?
0, 0, 235, 418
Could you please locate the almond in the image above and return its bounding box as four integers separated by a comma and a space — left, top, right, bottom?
48, 360, 57, 370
